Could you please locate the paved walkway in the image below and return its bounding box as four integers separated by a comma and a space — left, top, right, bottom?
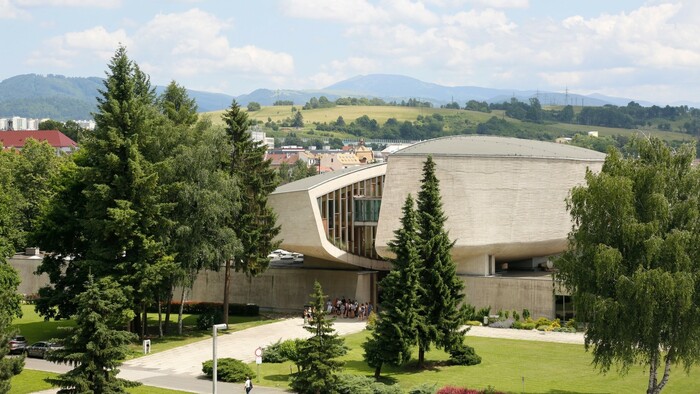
26, 319, 584, 393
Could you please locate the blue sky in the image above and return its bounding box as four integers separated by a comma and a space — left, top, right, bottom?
2, 0, 699, 104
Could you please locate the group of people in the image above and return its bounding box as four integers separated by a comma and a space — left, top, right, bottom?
329, 297, 374, 320
301, 297, 375, 324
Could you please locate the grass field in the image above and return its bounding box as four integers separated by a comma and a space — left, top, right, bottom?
200, 105, 694, 145
11, 305, 278, 359
251, 330, 700, 394
10, 369, 192, 394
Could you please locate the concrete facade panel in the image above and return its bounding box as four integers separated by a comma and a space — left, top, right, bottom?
463, 275, 555, 319
183, 268, 376, 312
377, 155, 603, 262
8, 257, 50, 296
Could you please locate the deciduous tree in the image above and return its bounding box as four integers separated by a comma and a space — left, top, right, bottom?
556, 137, 700, 394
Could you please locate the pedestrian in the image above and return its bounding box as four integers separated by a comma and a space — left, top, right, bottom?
244, 376, 253, 393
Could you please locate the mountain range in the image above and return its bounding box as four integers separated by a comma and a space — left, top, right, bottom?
0, 73, 663, 121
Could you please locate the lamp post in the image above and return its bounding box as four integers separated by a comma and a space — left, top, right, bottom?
212, 323, 228, 394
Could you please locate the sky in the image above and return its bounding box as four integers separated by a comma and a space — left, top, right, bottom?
2, 0, 700, 105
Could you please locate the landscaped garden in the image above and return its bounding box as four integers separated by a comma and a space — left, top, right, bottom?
247, 329, 700, 393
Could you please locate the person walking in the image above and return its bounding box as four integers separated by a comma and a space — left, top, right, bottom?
244, 376, 253, 393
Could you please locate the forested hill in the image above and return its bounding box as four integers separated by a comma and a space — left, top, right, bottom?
0, 74, 234, 120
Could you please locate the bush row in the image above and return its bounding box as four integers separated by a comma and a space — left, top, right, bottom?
147, 301, 259, 316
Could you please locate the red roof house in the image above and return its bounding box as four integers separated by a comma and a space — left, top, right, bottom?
0, 130, 77, 153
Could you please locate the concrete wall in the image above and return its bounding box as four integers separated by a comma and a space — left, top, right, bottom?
463, 275, 555, 319
182, 267, 377, 312
8, 256, 50, 295
377, 155, 604, 263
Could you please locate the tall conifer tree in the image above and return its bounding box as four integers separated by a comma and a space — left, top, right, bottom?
35, 46, 174, 337
221, 100, 280, 323
416, 155, 468, 366
291, 281, 346, 394
363, 194, 422, 378
47, 276, 138, 393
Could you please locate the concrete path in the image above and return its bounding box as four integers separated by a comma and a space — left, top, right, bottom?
25, 318, 585, 393
26, 317, 368, 393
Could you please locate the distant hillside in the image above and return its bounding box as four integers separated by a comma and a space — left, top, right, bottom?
324, 74, 622, 107
0, 74, 235, 120
0, 73, 660, 121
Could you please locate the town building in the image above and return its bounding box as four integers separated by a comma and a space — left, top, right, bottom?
0, 130, 77, 153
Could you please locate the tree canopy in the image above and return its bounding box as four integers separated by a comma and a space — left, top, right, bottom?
556, 137, 700, 394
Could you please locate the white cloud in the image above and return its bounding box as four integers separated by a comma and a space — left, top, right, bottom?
0, 0, 28, 18
383, 0, 440, 25
280, 0, 388, 24
133, 9, 294, 76
308, 57, 379, 88
27, 26, 129, 67
443, 9, 516, 33
15, 0, 121, 7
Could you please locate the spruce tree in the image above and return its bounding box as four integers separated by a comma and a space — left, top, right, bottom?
416, 155, 469, 366
47, 276, 138, 393
221, 100, 280, 323
34, 46, 174, 337
291, 281, 346, 394
363, 194, 422, 378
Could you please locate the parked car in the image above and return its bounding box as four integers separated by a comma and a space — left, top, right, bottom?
8, 335, 27, 355
25, 341, 63, 359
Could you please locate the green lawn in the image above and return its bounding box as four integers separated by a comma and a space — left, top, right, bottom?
251, 330, 700, 393
10, 369, 192, 394
12, 304, 279, 359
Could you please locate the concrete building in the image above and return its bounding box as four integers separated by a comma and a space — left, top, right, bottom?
12, 135, 606, 318
190, 135, 606, 317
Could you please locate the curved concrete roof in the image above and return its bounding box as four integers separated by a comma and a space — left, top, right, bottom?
393, 135, 607, 161
273, 163, 386, 194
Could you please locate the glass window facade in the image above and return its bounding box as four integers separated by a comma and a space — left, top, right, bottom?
317, 175, 384, 259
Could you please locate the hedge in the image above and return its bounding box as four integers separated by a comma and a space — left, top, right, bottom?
147, 301, 259, 316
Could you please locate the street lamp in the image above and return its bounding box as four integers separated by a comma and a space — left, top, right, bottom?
212, 323, 228, 394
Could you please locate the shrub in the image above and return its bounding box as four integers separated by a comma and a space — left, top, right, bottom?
512, 321, 536, 330
512, 311, 520, 321
534, 317, 552, 327
536, 325, 553, 331
565, 318, 577, 329
522, 309, 531, 320
262, 339, 288, 363
463, 304, 476, 321
202, 358, 255, 382
476, 306, 491, 320
465, 320, 482, 326
150, 301, 259, 316
449, 342, 481, 366
553, 327, 577, 333
436, 386, 505, 394
409, 383, 438, 394
436, 386, 480, 394
196, 308, 223, 330
366, 311, 378, 330
335, 374, 403, 394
